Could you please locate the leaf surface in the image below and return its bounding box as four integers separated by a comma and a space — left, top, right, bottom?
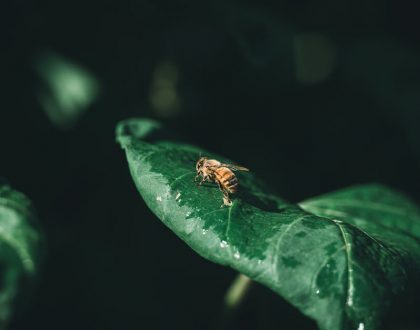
117, 118, 420, 330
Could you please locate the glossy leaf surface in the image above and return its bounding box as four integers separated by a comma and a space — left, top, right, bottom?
0, 184, 43, 327
117, 118, 420, 330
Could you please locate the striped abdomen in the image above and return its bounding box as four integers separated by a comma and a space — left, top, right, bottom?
215, 167, 238, 193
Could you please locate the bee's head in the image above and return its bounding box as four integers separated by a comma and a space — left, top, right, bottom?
196, 157, 207, 172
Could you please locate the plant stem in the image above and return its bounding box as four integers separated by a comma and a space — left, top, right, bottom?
224, 273, 253, 312
213, 274, 253, 330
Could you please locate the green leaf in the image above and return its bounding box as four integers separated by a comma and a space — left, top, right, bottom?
116, 118, 420, 330
0, 184, 43, 327
34, 50, 101, 130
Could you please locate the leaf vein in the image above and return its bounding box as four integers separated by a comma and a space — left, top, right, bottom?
169, 171, 194, 190
310, 245, 346, 294
271, 214, 311, 276
303, 204, 420, 246
308, 199, 419, 222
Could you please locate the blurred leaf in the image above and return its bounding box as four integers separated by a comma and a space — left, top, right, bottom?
0, 184, 43, 328
116, 118, 420, 330
34, 51, 100, 129
149, 60, 181, 118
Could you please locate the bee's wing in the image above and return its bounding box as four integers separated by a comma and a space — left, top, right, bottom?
206, 165, 222, 172
222, 163, 250, 172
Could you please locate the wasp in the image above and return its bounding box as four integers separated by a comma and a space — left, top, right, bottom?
195, 156, 249, 207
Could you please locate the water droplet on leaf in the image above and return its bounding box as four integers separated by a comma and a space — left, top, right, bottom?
220, 240, 228, 248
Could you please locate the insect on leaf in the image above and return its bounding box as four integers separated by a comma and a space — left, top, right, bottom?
0, 184, 43, 327
116, 118, 420, 330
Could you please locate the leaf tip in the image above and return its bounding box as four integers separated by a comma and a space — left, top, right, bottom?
116, 118, 162, 147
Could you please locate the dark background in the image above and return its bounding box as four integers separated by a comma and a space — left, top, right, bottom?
2, 0, 420, 329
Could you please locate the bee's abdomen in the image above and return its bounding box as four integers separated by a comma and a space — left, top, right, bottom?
216, 168, 238, 193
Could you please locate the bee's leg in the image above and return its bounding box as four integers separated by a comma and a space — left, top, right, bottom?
199, 175, 209, 186
216, 180, 224, 192
221, 190, 232, 207
216, 182, 232, 207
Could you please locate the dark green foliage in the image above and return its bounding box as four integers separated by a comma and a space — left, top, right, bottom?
0, 184, 43, 328
117, 118, 420, 330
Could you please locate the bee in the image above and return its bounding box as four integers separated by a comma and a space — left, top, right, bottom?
195, 156, 249, 207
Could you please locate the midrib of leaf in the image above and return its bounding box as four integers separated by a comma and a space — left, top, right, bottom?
334, 221, 355, 308
224, 202, 235, 260
225, 203, 235, 241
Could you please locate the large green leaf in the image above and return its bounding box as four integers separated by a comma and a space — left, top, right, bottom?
116, 118, 420, 330
0, 184, 43, 327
